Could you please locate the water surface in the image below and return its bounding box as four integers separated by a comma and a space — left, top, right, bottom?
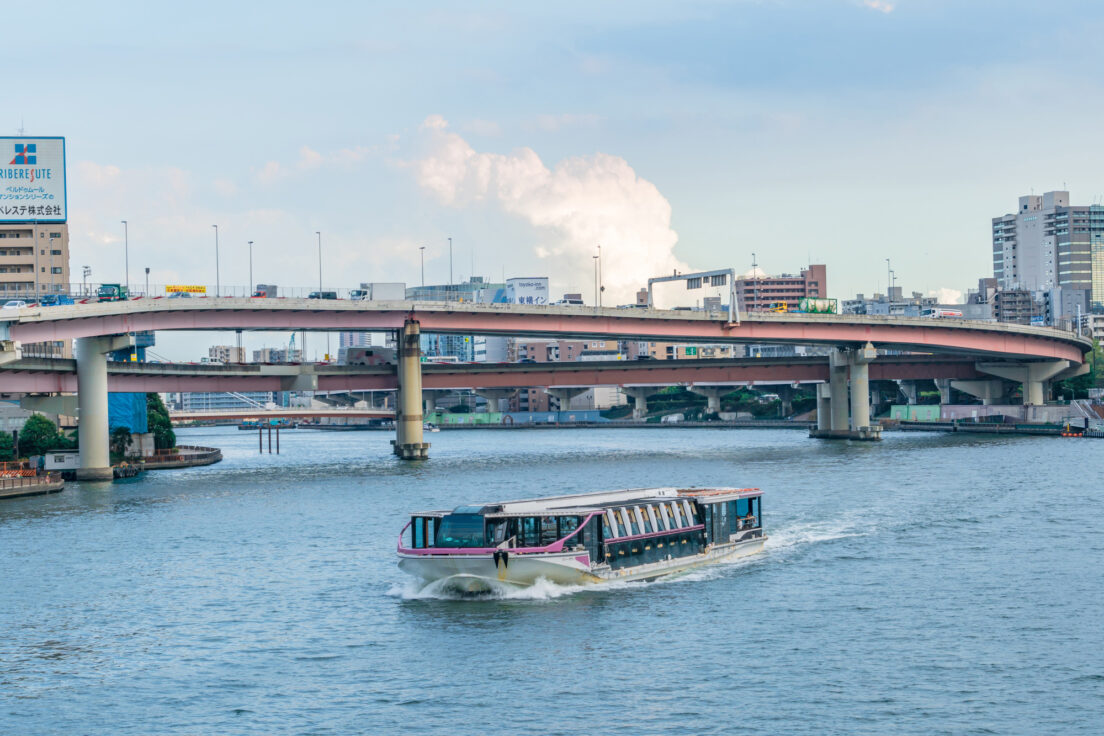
2, 426, 1101, 734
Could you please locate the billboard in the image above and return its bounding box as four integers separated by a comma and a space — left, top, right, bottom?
0, 137, 66, 222
506, 277, 549, 305
166, 284, 207, 294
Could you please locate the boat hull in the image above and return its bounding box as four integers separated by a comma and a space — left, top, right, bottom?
398, 536, 766, 592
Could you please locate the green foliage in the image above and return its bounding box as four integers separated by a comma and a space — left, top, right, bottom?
110, 426, 132, 459
1055, 340, 1102, 400
0, 432, 14, 461
19, 414, 64, 457
146, 393, 176, 450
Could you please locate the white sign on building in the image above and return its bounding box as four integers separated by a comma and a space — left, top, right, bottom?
506, 277, 549, 305
0, 137, 66, 222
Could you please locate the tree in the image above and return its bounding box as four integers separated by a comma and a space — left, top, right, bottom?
0, 432, 14, 462
146, 393, 176, 450
19, 414, 62, 457
110, 426, 132, 459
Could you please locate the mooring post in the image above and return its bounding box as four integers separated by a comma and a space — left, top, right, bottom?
259, 426, 262, 453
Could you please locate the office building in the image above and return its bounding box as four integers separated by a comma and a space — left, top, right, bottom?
253, 346, 302, 363
734, 264, 826, 312
992, 190, 1104, 314
208, 345, 245, 363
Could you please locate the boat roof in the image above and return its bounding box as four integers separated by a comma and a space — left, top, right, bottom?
410, 487, 762, 518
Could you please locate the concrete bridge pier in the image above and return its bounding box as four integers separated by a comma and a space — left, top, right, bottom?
392, 319, 429, 460
976, 361, 1071, 406
810, 343, 880, 441
816, 383, 832, 431
422, 389, 452, 416
622, 387, 650, 421
949, 379, 1007, 405
688, 385, 724, 414
474, 388, 516, 413
896, 379, 920, 405
75, 334, 135, 480
775, 384, 798, 418
934, 378, 954, 405
547, 387, 588, 411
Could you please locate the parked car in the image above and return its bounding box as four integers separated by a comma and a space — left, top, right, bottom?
39, 294, 75, 306
168, 291, 193, 299
2, 300, 28, 309
308, 291, 338, 300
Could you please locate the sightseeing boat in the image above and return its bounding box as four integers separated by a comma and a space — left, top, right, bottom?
397, 487, 765, 592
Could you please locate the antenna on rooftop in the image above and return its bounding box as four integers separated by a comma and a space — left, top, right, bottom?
16, 118, 24, 136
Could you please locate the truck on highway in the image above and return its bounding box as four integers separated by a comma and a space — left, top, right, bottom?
97, 284, 129, 302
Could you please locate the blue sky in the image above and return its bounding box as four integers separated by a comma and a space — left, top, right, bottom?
6, 0, 1104, 358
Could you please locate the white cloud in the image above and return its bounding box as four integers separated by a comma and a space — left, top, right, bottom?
414, 115, 688, 303
928, 287, 964, 304
861, 0, 895, 13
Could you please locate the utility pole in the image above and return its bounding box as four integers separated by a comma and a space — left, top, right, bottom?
145, 267, 150, 297
212, 224, 219, 297
885, 258, 891, 297
751, 252, 759, 311
448, 237, 453, 287
315, 231, 322, 293
419, 245, 425, 287
593, 254, 599, 308
248, 241, 253, 295
82, 265, 90, 297
597, 244, 603, 308
121, 220, 129, 297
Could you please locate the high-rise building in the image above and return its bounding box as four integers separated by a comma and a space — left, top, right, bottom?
734, 264, 826, 312
992, 191, 1103, 313
208, 345, 245, 363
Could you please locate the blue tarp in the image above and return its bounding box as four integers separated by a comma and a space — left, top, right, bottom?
108, 393, 148, 434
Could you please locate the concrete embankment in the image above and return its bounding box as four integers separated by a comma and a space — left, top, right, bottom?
142, 446, 223, 470
892, 421, 1083, 437
0, 474, 65, 500
437, 420, 814, 430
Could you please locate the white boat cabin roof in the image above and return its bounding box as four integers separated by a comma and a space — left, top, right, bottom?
411, 487, 762, 518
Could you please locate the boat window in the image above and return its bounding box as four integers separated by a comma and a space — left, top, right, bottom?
681, 500, 695, 525
646, 506, 660, 531
603, 512, 615, 539
638, 507, 653, 534
658, 503, 671, 530
435, 514, 486, 548
559, 516, 580, 539
520, 517, 541, 547
540, 517, 559, 546
613, 509, 628, 537
485, 519, 507, 546
426, 518, 436, 546
623, 507, 639, 536
736, 498, 750, 517
670, 502, 683, 528
413, 518, 425, 548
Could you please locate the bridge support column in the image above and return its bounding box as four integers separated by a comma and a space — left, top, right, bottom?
622, 387, 650, 421
474, 388, 516, 413
934, 378, 953, 405
811, 344, 880, 440
897, 379, 920, 405
688, 385, 724, 415
976, 361, 1070, 406
816, 383, 831, 431
949, 379, 1007, 406
75, 334, 135, 480
392, 319, 429, 460
423, 389, 452, 416
775, 384, 797, 418
547, 387, 588, 412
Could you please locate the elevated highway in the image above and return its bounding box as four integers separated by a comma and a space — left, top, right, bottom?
0, 299, 1090, 473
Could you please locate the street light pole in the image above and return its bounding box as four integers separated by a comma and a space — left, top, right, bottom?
121, 220, 129, 297
82, 266, 90, 297
419, 245, 425, 287
593, 254, 599, 307
448, 237, 453, 287
212, 224, 219, 297
145, 267, 150, 297
316, 231, 322, 293
885, 258, 891, 297
597, 244, 603, 308
248, 241, 254, 295
751, 252, 759, 311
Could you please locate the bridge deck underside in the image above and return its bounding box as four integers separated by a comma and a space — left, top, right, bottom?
0, 356, 985, 394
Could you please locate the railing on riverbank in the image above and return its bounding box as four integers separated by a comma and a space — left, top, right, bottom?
0, 473, 64, 499
142, 445, 223, 469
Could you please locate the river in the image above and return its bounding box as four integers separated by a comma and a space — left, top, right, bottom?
1, 426, 1101, 734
